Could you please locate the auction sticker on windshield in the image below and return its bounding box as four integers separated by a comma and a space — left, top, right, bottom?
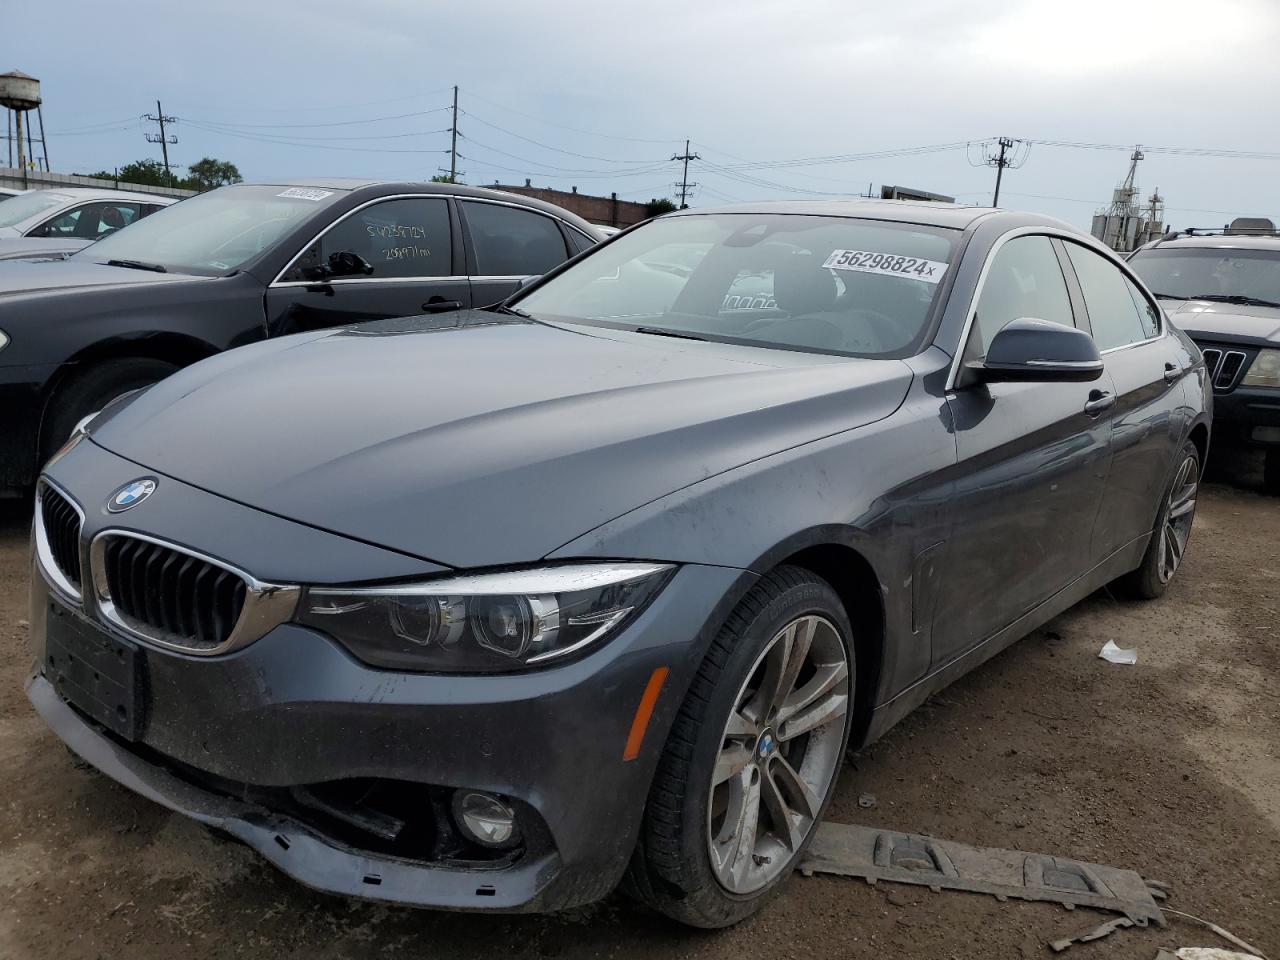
277, 187, 334, 201
822, 249, 948, 284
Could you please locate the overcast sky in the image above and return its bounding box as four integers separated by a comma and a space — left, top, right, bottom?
8, 0, 1279, 229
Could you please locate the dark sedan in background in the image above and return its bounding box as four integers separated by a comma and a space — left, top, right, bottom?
1129, 225, 1280, 492
27, 201, 1208, 927
0, 179, 602, 492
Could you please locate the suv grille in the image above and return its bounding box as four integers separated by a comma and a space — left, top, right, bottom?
100, 536, 248, 650
1200, 347, 1249, 391
39, 484, 83, 594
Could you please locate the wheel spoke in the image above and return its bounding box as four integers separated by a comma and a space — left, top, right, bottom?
760, 764, 804, 852
777, 660, 849, 727
770, 754, 820, 822
712, 767, 761, 886
713, 743, 752, 786
1169, 497, 1196, 520
750, 619, 813, 722
1167, 522, 1184, 565
779, 690, 849, 741
724, 708, 758, 739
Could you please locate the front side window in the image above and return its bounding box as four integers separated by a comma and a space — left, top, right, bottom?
1128, 247, 1280, 307
463, 201, 568, 276
36, 201, 141, 239
76, 184, 349, 276
515, 213, 957, 358
1064, 243, 1150, 351
282, 197, 451, 281
969, 235, 1075, 359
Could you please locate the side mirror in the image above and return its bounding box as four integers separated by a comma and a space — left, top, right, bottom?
966, 317, 1104, 384
326, 250, 374, 278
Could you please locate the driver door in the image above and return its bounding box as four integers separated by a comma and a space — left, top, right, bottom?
264, 196, 470, 337
932, 235, 1114, 669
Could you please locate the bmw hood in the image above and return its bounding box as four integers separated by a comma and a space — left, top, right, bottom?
89, 312, 913, 569
1161, 298, 1280, 345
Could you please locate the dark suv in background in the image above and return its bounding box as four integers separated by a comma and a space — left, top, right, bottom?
1130, 217, 1280, 492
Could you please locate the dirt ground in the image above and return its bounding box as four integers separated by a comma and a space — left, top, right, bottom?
0, 451, 1276, 959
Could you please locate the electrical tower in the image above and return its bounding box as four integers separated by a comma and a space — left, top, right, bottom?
437, 85, 464, 183
671, 139, 700, 209
143, 100, 177, 175
981, 136, 1026, 206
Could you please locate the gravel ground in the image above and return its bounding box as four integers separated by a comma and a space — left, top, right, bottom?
0, 453, 1276, 959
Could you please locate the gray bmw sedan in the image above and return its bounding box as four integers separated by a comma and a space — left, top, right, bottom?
27, 200, 1209, 927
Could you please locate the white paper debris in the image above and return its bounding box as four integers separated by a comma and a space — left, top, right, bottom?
1098, 640, 1137, 665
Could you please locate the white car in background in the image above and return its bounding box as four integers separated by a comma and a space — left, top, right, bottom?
0, 186, 25, 200
0, 187, 176, 260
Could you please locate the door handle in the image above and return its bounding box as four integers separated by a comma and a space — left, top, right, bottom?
421, 298, 463, 314
1084, 389, 1115, 415
304, 283, 334, 297
1163, 362, 1181, 383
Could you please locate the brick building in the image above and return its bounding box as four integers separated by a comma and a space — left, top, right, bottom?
491, 180, 657, 228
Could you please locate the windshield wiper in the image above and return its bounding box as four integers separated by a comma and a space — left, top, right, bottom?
1192, 293, 1280, 308
105, 258, 167, 273
492, 304, 532, 318
634, 326, 707, 342
1150, 292, 1188, 300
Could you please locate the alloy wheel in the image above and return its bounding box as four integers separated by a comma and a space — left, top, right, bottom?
1157, 454, 1199, 584
706, 615, 850, 894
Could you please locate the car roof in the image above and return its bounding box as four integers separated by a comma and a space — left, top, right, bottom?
232, 179, 603, 236
665, 198, 1076, 232
23, 187, 178, 205
1139, 234, 1280, 251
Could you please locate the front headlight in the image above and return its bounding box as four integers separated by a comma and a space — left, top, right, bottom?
1242, 348, 1280, 388
0, 329, 9, 352
299, 562, 674, 672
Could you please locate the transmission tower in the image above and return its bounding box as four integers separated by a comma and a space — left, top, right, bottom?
980, 136, 1027, 206
671, 139, 700, 209
143, 100, 178, 175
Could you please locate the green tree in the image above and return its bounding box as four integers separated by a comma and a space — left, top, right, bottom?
185, 157, 242, 191
115, 159, 182, 188
646, 198, 678, 216
430, 173, 458, 184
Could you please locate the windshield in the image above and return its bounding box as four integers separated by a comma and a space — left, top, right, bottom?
1129, 247, 1280, 306
0, 190, 70, 228
73, 184, 348, 276
515, 213, 958, 357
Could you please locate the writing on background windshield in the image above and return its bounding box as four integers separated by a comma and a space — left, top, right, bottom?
76, 185, 346, 276
1130, 248, 1280, 305
517, 213, 956, 357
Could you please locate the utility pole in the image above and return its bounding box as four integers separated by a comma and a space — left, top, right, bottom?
449, 85, 458, 181
990, 136, 1014, 207
144, 99, 178, 176
671, 139, 700, 209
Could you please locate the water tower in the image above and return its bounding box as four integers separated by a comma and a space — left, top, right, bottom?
1, 70, 50, 175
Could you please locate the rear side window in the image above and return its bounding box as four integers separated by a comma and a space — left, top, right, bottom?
1124, 277, 1161, 339
283, 197, 451, 280
463, 201, 568, 276
970, 236, 1075, 358
1064, 243, 1151, 350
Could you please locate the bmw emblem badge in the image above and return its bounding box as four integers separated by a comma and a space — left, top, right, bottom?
107, 478, 157, 513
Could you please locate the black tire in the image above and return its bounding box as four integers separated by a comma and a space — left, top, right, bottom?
1116, 440, 1201, 600
626, 567, 855, 928
40, 358, 177, 465
1264, 449, 1280, 497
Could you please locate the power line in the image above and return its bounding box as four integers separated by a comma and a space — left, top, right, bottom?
457, 89, 680, 144
182, 107, 450, 130
460, 108, 661, 164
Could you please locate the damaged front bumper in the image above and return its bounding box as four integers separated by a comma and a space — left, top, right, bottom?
25, 442, 746, 913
